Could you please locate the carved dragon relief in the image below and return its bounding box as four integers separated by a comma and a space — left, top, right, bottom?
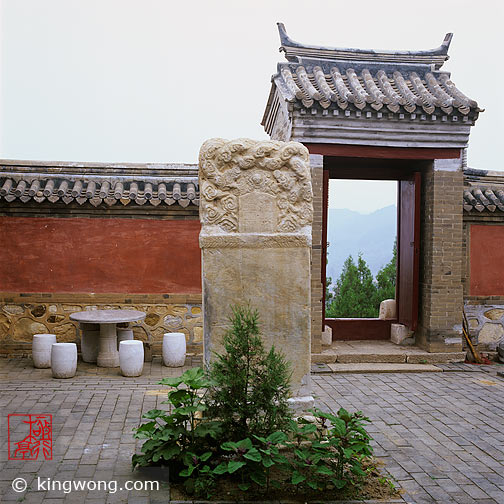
199, 138, 312, 234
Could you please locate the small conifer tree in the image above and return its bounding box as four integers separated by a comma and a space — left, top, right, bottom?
206, 305, 292, 441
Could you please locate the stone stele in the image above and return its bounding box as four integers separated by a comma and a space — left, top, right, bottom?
199, 138, 313, 402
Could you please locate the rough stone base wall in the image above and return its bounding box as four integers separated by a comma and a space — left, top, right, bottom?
0, 293, 202, 357
464, 301, 504, 351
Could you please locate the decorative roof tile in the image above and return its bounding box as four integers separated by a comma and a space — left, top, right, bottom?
269, 23, 480, 120
0, 160, 199, 208
463, 169, 504, 213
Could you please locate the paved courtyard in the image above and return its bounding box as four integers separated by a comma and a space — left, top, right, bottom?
0, 358, 503, 503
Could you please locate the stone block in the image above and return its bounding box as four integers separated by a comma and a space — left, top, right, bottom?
379, 299, 397, 320
199, 138, 313, 398
321, 325, 332, 346
484, 308, 504, 321
478, 322, 504, 350
391, 323, 410, 345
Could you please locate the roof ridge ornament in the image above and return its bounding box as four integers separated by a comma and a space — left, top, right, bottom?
277, 22, 452, 70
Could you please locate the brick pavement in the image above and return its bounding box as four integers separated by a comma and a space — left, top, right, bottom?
0, 357, 503, 503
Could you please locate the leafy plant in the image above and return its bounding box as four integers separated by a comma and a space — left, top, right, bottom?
132, 367, 222, 495
132, 305, 379, 499
206, 304, 292, 441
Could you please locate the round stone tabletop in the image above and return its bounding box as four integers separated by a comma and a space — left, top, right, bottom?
69, 309, 146, 324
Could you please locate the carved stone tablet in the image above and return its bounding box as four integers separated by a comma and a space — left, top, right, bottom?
199, 138, 313, 401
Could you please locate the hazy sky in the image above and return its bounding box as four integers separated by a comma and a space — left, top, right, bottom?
1, 0, 502, 212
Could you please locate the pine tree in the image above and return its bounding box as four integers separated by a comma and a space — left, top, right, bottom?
326, 253, 378, 318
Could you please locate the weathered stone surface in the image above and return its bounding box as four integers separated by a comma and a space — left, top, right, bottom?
338, 353, 406, 363
379, 299, 396, 320
199, 138, 312, 397
191, 306, 202, 315
407, 352, 466, 364
478, 323, 504, 350
469, 318, 479, 328
321, 325, 332, 346
163, 315, 183, 328
391, 323, 410, 345
0, 314, 9, 340
327, 363, 442, 373
30, 305, 46, 318
193, 326, 203, 343
12, 318, 47, 342
47, 315, 65, 324
48, 305, 58, 313
3, 304, 24, 315
484, 309, 504, 321
54, 323, 77, 342
144, 313, 160, 326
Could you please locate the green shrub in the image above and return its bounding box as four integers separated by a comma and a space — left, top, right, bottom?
132, 304, 378, 499
206, 304, 292, 441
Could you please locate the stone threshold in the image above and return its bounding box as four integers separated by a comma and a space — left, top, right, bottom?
312, 340, 466, 365
325, 363, 442, 373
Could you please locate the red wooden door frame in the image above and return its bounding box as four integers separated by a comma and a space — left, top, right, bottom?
313, 145, 460, 340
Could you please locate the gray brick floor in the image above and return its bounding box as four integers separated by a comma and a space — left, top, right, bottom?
1, 357, 503, 503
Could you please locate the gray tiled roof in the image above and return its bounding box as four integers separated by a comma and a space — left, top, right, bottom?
464, 169, 504, 213
0, 161, 199, 208
271, 23, 480, 119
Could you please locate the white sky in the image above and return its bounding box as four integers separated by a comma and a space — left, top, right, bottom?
1, 0, 502, 212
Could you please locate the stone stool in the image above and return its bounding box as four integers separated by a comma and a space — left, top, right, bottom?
32, 333, 57, 368
51, 343, 77, 379
119, 340, 144, 377
80, 323, 100, 363
162, 332, 186, 367
117, 328, 134, 350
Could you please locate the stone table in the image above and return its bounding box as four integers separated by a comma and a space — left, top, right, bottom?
69, 310, 146, 367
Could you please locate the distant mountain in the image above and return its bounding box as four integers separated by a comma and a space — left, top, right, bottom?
326, 205, 396, 283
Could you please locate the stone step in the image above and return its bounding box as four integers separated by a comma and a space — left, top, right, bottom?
327, 362, 443, 373
311, 351, 466, 364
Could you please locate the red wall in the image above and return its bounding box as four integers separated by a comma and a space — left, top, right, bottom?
0, 217, 202, 293
470, 224, 504, 296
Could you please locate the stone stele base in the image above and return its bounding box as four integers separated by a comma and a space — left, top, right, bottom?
199, 138, 314, 401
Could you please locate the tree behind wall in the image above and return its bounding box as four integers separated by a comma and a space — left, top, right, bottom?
326, 240, 397, 318
326, 253, 378, 318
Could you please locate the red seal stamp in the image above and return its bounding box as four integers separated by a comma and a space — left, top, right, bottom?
8, 414, 53, 460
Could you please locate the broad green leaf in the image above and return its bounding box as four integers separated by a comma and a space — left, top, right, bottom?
221, 441, 238, 451
158, 377, 183, 387
142, 409, 166, 419
200, 451, 212, 462
261, 456, 274, 468
338, 407, 351, 422
291, 471, 306, 485
307, 480, 318, 490
227, 460, 246, 473
179, 465, 194, 477
253, 435, 267, 444
238, 483, 250, 491
316, 465, 334, 475
266, 431, 287, 444
250, 471, 266, 486
161, 445, 180, 460
238, 438, 253, 450
294, 449, 307, 460
331, 478, 347, 489
213, 462, 228, 475
244, 448, 261, 462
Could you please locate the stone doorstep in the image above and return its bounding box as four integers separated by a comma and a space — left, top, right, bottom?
326, 363, 442, 373
311, 352, 466, 365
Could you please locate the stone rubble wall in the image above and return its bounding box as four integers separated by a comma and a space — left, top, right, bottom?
464, 304, 504, 351
0, 294, 202, 357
